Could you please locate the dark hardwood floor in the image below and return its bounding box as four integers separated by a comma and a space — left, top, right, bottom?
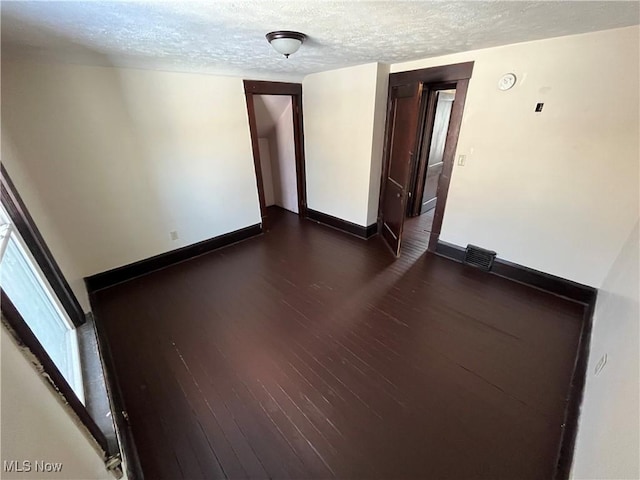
93, 207, 585, 479
402, 208, 435, 254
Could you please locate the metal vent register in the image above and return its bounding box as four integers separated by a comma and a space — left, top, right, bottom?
464, 244, 497, 271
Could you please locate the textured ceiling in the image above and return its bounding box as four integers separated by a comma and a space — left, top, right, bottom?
2, 1, 638, 79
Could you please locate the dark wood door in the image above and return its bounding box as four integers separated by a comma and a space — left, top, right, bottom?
420, 90, 455, 214
381, 83, 423, 255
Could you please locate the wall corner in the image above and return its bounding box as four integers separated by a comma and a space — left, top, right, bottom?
366, 63, 390, 226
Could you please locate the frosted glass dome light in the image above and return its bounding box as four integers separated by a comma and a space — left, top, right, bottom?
266, 31, 306, 58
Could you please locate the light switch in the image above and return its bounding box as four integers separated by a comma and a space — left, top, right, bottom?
458, 155, 466, 166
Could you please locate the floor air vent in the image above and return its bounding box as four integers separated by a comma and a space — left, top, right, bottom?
464, 245, 497, 271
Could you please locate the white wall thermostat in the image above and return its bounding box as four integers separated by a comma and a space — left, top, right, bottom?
498, 73, 517, 91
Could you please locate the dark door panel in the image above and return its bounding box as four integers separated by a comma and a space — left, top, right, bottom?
382, 179, 405, 248
380, 83, 423, 255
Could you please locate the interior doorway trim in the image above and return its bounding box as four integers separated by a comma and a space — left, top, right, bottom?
378, 61, 474, 253
389, 62, 474, 88
243, 80, 307, 222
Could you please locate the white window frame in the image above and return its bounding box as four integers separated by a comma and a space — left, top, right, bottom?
0, 205, 84, 403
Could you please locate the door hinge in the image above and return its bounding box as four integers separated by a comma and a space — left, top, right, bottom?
105, 454, 123, 479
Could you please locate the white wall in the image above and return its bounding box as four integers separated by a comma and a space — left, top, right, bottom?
304, 62, 386, 227
1, 326, 113, 480
571, 220, 639, 479
391, 26, 639, 287
253, 95, 290, 136
270, 101, 298, 214
258, 138, 275, 206
1, 60, 262, 310
1, 135, 90, 310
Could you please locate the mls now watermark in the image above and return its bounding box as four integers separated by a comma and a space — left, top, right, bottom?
4, 460, 63, 473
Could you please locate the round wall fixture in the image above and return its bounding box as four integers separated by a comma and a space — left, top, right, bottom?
498, 73, 517, 91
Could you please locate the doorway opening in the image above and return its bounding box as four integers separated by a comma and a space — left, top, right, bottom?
378, 62, 473, 257
402, 87, 456, 255
254, 95, 298, 214
244, 81, 307, 230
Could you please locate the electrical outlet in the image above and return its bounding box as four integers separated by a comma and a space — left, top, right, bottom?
458, 155, 466, 166
594, 353, 608, 376
170, 230, 179, 241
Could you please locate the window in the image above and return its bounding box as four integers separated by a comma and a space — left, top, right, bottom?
0, 205, 84, 402
0, 165, 113, 464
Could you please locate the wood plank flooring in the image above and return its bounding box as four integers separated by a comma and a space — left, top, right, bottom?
92, 207, 585, 479
402, 208, 435, 254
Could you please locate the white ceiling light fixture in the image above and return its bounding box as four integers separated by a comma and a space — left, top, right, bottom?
266, 31, 306, 58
